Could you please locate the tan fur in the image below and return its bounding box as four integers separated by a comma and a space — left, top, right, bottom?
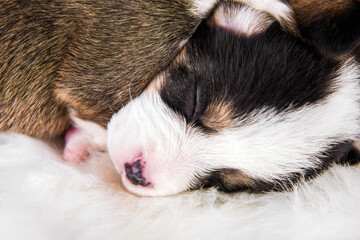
202, 101, 234, 130
173, 47, 189, 66
218, 169, 256, 188
145, 74, 166, 94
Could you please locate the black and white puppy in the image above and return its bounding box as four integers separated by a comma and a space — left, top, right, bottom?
103, 0, 360, 196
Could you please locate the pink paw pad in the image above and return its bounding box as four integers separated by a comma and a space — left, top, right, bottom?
63, 127, 90, 163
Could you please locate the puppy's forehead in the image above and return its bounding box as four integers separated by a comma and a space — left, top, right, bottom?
158, 8, 338, 131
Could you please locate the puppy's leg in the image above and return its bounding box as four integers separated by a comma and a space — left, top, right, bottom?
63, 112, 107, 163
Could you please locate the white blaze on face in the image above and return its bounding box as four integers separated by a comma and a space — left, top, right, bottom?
107, 83, 207, 196
107, 60, 360, 197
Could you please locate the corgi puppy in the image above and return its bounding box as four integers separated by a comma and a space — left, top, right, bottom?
105, 0, 360, 196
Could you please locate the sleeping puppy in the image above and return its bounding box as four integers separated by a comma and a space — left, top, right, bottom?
0, 0, 218, 161
104, 0, 360, 196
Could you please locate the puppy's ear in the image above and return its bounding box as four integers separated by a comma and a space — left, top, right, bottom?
288, 0, 360, 56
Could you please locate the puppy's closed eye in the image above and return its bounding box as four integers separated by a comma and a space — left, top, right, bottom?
185, 84, 204, 124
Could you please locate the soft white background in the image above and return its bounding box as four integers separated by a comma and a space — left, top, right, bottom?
1, 133, 360, 240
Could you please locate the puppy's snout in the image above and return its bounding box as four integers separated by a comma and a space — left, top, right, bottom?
124, 159, 151, 187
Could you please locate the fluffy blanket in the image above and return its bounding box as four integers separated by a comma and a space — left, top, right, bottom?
1, 133, 360, 240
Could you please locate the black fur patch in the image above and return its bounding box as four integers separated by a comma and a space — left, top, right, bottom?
160, 20, 339, 131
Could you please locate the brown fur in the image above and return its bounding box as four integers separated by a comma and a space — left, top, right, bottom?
286, 0, 360, 55
288, 0, 354, 21
218, 169, 256, 188
200, 169, 258, 191
0, 0, 209, 138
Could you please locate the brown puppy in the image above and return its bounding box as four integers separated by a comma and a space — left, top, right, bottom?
0, 0, 218, 139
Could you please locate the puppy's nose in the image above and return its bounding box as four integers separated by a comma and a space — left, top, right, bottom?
124, 159, 151, 187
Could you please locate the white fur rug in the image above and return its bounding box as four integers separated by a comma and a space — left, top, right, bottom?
1, 133, 360, 240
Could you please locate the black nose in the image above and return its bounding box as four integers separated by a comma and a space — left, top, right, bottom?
124, 159, 150, 187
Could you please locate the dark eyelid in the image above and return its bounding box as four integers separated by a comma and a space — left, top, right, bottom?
184, 82, 197, 122
192, 86, 202, 121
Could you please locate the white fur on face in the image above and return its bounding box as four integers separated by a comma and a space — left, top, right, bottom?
107, 60, 360, 197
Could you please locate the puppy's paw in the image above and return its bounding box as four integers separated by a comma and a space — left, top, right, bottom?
63, 112, 107, 163
63, 127, 90, 163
